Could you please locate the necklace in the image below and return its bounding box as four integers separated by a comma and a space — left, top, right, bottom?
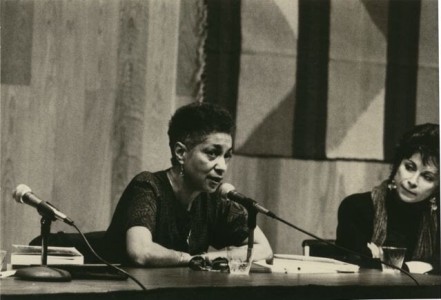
166, 169, 178, 191
167, 169, 193, 212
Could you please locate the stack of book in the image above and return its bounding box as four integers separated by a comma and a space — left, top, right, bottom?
11, 245, 84, 267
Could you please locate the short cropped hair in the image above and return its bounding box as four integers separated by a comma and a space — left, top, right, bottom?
167, 102, 235, 165
389, 123, 439, 180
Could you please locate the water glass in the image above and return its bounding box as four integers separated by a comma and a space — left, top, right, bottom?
227, 247, 253, 275
381, 246, 406, 273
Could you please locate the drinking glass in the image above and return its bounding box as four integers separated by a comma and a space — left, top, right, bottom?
381, 246, 406, 273
227, 247, 253, 275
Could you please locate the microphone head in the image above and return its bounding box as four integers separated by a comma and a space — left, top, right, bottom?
12, 184, 32, 203
218, 183, 235, 200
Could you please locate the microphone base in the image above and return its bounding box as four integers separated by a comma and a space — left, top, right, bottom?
15, 266, 71, 282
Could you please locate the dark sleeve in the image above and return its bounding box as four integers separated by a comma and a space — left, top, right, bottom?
103, 172, 159, 263
210, 200, 249, 249
124, 176, 158, 233
336, 193, 375, 262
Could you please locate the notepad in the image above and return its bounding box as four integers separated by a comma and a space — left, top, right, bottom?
253, 254, 359, 274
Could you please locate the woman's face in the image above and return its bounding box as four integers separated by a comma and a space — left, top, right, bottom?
393, 152, 439, 203
183, 132, 233, 193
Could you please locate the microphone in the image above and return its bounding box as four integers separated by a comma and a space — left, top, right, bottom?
218, 183, 275, 217
12, 184, 74, 225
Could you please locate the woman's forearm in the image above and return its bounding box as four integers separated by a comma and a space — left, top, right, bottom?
128, 242, 192, 267
126, 226, 192, 267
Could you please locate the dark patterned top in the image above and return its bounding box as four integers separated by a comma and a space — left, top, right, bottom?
103, 170, 249, 264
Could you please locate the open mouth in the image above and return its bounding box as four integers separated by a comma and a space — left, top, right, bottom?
207, 176, 222, 184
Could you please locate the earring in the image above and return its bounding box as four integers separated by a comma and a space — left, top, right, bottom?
387, 180, 397, 191
179, 164, 185, 177
430, 197, 438, 212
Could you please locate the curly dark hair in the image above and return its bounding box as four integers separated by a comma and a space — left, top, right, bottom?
383, 123, 439, 263
388, 123, 439, 181
167, 102, 235, 165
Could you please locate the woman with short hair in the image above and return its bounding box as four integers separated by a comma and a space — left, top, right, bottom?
104, 102, 273, 266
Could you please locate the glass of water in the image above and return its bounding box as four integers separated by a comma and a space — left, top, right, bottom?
381, 246, 406, 273
227, 247, 253, 275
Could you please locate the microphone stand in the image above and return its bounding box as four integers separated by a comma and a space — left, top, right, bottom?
15, 216, 71, 281
246, 209, 257, 262
40, 217, 54, 265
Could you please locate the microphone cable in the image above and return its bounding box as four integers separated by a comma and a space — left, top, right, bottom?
70, 223, 147, 291
266, 213, 420, 285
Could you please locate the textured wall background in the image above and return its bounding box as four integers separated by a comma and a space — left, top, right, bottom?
1, 0, 185, 257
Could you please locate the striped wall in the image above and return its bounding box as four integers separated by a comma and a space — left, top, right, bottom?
231, 0, 438, 161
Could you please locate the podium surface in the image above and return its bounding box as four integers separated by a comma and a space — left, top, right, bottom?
1, 267, 440, 300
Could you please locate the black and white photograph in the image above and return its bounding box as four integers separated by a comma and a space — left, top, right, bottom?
1, 0, 439, 299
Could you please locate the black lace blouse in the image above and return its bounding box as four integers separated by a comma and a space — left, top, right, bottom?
103, 170, 249, 264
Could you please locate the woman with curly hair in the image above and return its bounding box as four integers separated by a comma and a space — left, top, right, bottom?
336, 123, 439, 273
104, 102, 273, 266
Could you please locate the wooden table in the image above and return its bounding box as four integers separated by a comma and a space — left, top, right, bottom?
1, 267, 440, 299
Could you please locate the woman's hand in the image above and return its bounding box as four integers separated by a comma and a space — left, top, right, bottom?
202, 226, 273, 262
367, 242, 382, 259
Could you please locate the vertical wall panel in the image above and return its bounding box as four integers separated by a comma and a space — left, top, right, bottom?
235, 0, 298, 157
1, 0, 34, 85
383, 0, 421, 161
326, 0, 388, 160
80, 0, 120, 227
293, 0, 330, 159
204, 0, 241, 118
111, 0, 149, 209
415, 0, 439, 124
141, 0, 180, 176
1, 86, 35, 253
51, 0, 89, 233
176, 0, 201, 99
1, 0, 63, 252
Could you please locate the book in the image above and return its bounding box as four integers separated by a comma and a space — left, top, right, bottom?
252, 254, 359, 274
11, 245, 84, 266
